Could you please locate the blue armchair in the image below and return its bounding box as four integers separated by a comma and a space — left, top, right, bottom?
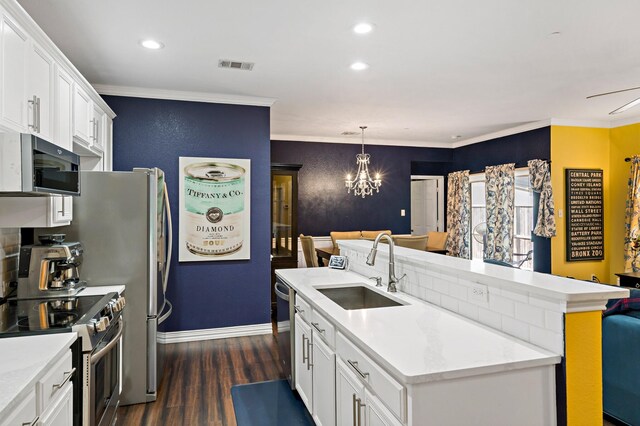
602, 295, 640, 425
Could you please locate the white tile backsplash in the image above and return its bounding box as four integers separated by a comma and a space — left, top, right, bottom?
345, 244, 567, 354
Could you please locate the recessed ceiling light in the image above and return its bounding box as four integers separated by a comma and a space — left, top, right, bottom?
549, 31, 561, 36
350, 62, 369, 71
353, 23, 374, 34
140, 39, 164, 50
451, 135, 462, 139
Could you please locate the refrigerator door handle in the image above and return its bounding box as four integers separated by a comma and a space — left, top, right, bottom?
158, 181, 173, 325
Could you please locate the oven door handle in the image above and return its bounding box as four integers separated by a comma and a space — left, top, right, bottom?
91, 318, 123, 365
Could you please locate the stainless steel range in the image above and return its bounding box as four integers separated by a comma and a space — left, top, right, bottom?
0, 291, 126, 426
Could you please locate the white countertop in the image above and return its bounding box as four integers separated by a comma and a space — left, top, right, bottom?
79, 285, 125, 296
340, 240, 628, 305
0, 333, 77, 418
276, 267, 561, 384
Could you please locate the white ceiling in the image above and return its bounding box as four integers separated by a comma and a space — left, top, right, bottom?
16, 0, 640, 146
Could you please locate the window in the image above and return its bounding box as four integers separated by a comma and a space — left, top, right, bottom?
470, 170, 534, 270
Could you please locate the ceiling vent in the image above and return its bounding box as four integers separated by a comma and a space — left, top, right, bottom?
218, 59, 254, 71
341, 131, 359, 136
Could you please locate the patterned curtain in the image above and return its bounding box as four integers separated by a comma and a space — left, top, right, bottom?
446, 170, 471, 259
624, 156, 640, 272
485, 163, 515, 263
528, 159, 557, 238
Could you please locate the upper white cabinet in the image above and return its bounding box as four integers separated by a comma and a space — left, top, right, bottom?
26, 40, 54, 141
0, 0, 115, 159
53, 65, 73, 150
0, 7, 27, 132
73, 84, 91, 146
91, 102, 106, 152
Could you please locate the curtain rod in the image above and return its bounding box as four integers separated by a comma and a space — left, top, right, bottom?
468, 158, 551, 175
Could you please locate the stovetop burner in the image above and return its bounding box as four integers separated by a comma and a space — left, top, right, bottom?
17, 312, 79, 331
0, 294, 106, 337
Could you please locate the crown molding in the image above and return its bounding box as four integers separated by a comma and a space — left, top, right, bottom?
610, 114, 640, 128
93, 84, 276, 107
270, 133, 452, 148
549, 118, 612, 128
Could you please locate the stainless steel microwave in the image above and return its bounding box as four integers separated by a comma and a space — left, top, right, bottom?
0, 133, 80, 196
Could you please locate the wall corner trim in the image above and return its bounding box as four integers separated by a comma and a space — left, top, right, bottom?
93, 84, 277, 107
157, 322, 272, 344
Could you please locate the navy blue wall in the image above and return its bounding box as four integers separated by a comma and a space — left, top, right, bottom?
104, 95, 271, 332
271, 141, 452, 236
452, 127, 550, 172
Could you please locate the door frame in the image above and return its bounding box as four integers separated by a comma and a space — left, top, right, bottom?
410, 175, 444, 232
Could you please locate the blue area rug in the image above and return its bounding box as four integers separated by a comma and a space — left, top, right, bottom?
231, 379, 314, 426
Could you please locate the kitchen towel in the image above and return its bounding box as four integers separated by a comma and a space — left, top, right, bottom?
231, 379, 314, 426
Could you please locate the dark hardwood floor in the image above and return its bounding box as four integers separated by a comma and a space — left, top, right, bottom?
117, 333, 285, 426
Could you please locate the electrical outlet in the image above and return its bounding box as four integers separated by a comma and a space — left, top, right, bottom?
591, 274, 598, 282
470, 283, 489, 303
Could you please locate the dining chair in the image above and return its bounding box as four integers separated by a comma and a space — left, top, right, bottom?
392, 235, 428, 250
426, 231, 448, 250
299, 234, 318, 267
361, 230, 392, 240
330, 231, 362, 251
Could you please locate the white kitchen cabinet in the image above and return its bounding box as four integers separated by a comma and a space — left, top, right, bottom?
295, 295, 337, 426
37, 381, 73, 426
27, 40, 54, 142
311, 331, 335, 426
53, 65, 73, 150
0, 390, 36, 426
73, 83, 92, 147
336, 354, 401, 426
364, 389, 402, 426
91, 103, 106, 153
336, 357, 363, 426
0, 195, 72, 227
294, 314, 313, 412
0, 6, 27, 133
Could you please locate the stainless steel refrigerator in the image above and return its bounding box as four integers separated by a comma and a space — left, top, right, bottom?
54, 168, 173, 405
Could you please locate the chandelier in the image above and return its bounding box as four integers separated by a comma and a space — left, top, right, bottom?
345, 126, 381, 198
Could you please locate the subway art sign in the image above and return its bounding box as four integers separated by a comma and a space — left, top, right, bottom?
565, 168, 604, 262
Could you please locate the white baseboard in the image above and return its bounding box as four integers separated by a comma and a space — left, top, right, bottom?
158, 322, 272, 344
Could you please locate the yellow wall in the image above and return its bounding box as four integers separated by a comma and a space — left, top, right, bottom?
550, 126, 611, 282
565, 311, 603, 426
609, 123, 640, 282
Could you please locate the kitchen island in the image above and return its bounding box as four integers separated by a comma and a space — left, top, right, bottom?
277, 267, 561, 425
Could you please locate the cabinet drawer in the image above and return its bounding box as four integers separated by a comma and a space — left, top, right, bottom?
36, 349, 73, 413
294, 294, 312, 322
0, 389, 36, 426
336, 332, 406, 422
310, 310, 335, 348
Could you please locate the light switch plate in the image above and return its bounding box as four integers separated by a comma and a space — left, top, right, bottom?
401, 209, 406, 216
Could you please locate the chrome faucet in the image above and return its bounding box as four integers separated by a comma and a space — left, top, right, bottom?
366, 233, 405, 292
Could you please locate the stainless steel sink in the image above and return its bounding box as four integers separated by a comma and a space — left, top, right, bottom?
317, 286, 405, 310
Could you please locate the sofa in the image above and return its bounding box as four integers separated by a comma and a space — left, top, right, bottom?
602, 290, 640, 425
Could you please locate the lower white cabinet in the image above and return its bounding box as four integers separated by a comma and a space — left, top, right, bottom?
295, 314, 313, 411
336, 358, 400, 426
294, 311, 336, 426
0, 195, 72, 227
0, 390, 36, 426
312, 332, 335, 426
37, 381, 73, 426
